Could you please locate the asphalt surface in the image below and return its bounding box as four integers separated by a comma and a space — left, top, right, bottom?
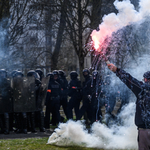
0, 129, 54, 139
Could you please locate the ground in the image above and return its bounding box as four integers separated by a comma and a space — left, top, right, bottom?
0, 129, 53, 140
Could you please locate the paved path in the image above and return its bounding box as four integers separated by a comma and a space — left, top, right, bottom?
0, 129, 54, 139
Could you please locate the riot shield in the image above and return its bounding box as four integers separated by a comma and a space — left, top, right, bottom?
36, 77, 49, 111
0, 78, 13, 114
13, 77, 36, 112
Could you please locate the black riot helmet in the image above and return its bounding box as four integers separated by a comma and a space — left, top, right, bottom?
27, 70, 40, 79
70, 71, 78, 80
83, 68, 90, 78
59, 70, 65, 78
46, 72, 52, 77
35, 68, 43, 80
11, 70, 18, 78
143, 71, 150, 80
92, 70, 98, 80
53, 70, 59, 80
46, 72, 54, 80
53, 70, 59, 75
13, 71, 24, 77
0, 69, 7, 78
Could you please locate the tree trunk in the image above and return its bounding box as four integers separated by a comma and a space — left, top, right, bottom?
91, 0, 102, 30
51, 0, 67, 71
79, 54, 84, 83
77, 0, 84, 82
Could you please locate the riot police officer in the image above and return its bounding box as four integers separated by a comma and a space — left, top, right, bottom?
26, 70, 41, 132
0, 69, 12, 134
44, 72, 61, 129
50, 70, 61, 125
53, 70, 63, 87
67, 71, 82, 120
58, 70, 68, 120
35, 69, 45, 132
78, 68, 92, 122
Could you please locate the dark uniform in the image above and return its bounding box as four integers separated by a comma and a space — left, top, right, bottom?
35, 69, 45, 132
0, 69, 12, 134
44, 73, 61, 128
58, 70, 68, 120
67, 71, 82, 120
50, 70, 61, 125
78, 69, 92, 121
26, 70, 41, 133
78, 69, 102, 124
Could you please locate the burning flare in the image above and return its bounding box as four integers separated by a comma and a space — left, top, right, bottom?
90, 0, 150, 51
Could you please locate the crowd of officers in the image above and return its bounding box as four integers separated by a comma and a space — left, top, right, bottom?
0, 68, 128, 135
44, 69, 105, 129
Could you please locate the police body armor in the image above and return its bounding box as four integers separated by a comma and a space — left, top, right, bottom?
0, 78, 13, 114
13, 76, 36, 112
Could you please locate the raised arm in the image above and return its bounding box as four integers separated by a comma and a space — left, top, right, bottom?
107, 63, 142, 97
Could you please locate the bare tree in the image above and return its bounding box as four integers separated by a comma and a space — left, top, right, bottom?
63, 0, 102, 80
8, 0, 47, 71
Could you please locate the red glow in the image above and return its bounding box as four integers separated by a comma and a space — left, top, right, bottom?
91, 27, 113, 52
72, 86, 76, 89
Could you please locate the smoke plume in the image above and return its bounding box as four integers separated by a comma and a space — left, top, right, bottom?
91, 0, 150, 51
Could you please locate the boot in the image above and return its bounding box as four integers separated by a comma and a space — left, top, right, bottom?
31, 112, 37, 133
39, 111, 45, 132
0, 115, 4, 134
27, 113, 32, 132
4, 113, 9, 134
15, 113, 22, 133
22, 112, 27, 134
9, 113, 14, 131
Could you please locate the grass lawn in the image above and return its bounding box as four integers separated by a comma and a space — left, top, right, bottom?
0, 137, 103, 150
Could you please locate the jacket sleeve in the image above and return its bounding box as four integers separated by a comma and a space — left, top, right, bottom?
45, 82, 51, 104
116, 68, 142, 97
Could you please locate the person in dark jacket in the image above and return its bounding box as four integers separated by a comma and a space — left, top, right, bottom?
35, 69, 45, 132
27, 70, 41, 133
58, 70, 68, 120
78, 68, 92, 122
0, 69, 12, 134
67, 71, 82, 120
50, 70, 62, 125
44, 73, 61, 129
107, 63, 150, 150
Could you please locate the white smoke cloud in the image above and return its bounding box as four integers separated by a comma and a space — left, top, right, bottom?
47, 102, 137, 149
139, 0, 150, 16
